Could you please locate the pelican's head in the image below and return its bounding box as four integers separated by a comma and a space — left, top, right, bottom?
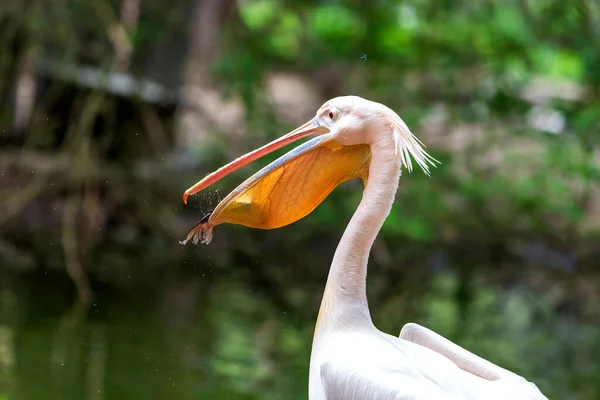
180, 96, 437, 245
313, 96, 382, 144
313, 96, 436, 174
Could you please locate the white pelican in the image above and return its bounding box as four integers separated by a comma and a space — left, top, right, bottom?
181, 96, 548, 400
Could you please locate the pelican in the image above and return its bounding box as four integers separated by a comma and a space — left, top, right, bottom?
181, 96, 548, 399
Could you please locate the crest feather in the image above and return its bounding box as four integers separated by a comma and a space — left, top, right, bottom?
391, 116, 439, 176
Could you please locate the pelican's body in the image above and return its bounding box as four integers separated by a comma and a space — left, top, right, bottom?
311, 327, 544, 399
181, 96, 548, 399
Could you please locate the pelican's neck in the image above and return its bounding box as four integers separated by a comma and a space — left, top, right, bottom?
317, 140, 401, 333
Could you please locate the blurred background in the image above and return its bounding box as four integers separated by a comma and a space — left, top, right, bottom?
1, 0, 599, 399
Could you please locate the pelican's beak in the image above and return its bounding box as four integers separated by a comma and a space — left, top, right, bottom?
180, 119, 371, 245
183, 119, 328, 204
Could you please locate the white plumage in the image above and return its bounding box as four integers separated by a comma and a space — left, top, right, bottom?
305, 97, 547, 400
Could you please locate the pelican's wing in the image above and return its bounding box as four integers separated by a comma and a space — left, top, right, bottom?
399, 323, 548, 399
320, 360, 462, 400
399, 323, 516, 381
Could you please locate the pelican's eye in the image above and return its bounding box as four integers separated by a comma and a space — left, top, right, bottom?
321, 107, 339, 122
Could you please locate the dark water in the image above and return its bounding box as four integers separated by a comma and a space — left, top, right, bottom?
1, 257, 599, 400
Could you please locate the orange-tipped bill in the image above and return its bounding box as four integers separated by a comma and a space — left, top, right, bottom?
180, 131, 372, 245
183, 119, 328, 204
